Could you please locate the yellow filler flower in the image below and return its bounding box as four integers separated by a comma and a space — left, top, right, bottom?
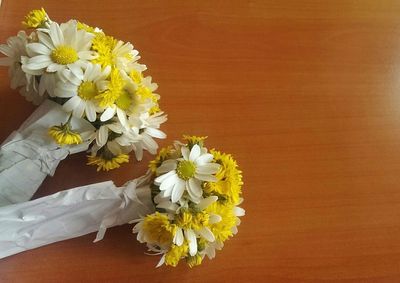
22, 8, 48, 28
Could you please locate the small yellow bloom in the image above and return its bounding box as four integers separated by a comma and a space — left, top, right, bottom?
77, 21, 96, 33
186, 254, 202, 268
204, 150, 243, 205
183, 135, 208, 148
141, 212, 176, 247
129, 70, 143, 84
149, 146, 173, 173
175, 210, 209, 231
22, 8, 48, 28
165, 243, 189, 267
135, 85, 160, 114
48, 123, 82, 145
206, 202, 238, 243
96, 68, 125, 107
87, 152, 129, 172
91, 33, 117, 68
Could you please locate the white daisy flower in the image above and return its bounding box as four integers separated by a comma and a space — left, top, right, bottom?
22, 21, 97, 77
127, 111, 167, 161
172, 197, 220, 256
0, 31, 32, 90
54, 63, 110, 122
95, 121, 124, 148
154, 144, 220, 203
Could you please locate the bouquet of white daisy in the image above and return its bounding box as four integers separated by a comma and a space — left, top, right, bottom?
0, 8, 166, 206
0, 136, 245, 268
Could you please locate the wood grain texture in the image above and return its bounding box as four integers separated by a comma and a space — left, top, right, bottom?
2, 0, 400, 282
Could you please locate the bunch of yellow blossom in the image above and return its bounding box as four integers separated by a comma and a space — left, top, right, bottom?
133, 136, 245, 267
0, 8, 167, 171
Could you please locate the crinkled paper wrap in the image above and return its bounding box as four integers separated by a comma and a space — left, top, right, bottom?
0, 99, 95, 207
0, 172, 154, 259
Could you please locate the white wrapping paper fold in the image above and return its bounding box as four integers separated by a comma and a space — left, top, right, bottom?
0, 99, 95, 207
0, 171, 154, 259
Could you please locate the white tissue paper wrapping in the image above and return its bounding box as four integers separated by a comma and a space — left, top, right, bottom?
0, 171, 155, 259
0, 99, 95, 207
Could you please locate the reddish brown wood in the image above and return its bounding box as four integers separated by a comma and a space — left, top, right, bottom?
2, 0, 400, 282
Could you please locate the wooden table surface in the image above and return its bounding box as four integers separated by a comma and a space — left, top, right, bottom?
2, 0, 400, 282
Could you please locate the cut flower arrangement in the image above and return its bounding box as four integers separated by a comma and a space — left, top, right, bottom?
0, 8, 166, 170
0, 8, 166, 206
0, 136, 245, 268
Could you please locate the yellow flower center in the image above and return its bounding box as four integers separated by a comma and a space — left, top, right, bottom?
176, 160, 196, 180
51, 45, 78, 65
78, 81, 97, 100
115, 89, 132, 110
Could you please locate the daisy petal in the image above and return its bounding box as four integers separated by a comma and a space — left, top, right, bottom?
194, 173, 217, 182
97, 125, 109, 147
159, 174, 177, 192
173, 228, 184, 246
189, 144, 201, 161
26, 43, 51, 55
85, 102, 97, 122
156, 159, 177, 174
196, 163, 221, 175
49, 22, 64, 46
154, 171, 176, 185
185, 229, 197, 256
171, 180, 185, 202
195, 153, 214, 165
198, 227, 215, 242
197, 196, 218, 210
100, 107, 116, 121
188, 178, 202, 198
181, 146, 190, 160
25, 55, 52, 70
63, 96, 81, 112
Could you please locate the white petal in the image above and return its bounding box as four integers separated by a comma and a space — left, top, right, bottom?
25, 55, 52, 70
117, 108, 127, 126
196, 163, 220, 175
234, 207, 246, 217
68, 63, 84, 80
49, 22, 64, 46
195, 153, 214, 165
188, 178, 202, 198
181, 146, 190, 160
171, 179, 185, 202
198, 227, 215, 242
154, 171, 176, 185
100, 107, 116, 121
97, 126, 109, 147
63, 96, 81, 112
209, 214, 222, 224
197, 196, 218, 210
189, 144, 201, 161
78, 50, 97, 60
46, 63, 64, 72
145, 127, 166, 139
156, 201, 179, 213
37, 31, 55, 50
156, 159, 177, 174
156, 254, 165, 268
26, 43, 51, 55
74, 100, 85, 118
185, 229, 197, 256
85, 102, 97, 122
159, 174, 177, 192
173, 228, 184, 246
195, 173, 217, 182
